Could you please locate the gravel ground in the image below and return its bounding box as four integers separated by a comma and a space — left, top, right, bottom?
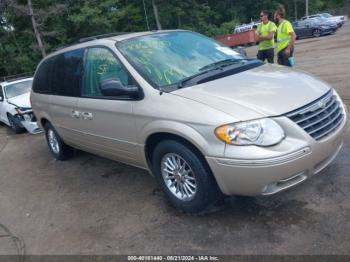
0, 22, 349, 256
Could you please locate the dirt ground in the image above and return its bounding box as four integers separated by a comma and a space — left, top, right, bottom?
0, 22, 350, 256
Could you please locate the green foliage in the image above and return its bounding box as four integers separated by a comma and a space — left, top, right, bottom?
0, 0, 347, 77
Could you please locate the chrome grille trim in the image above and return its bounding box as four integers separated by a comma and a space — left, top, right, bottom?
296, 97, 336, 125
313, 115, 344, 140
301, 103, 339, 129
307, 110, 342, 135
286, 90, 344, 141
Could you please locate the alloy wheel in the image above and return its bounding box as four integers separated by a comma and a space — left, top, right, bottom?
48, 129, 60, 154
161, 153, 197, 201
314, 29, 321, 37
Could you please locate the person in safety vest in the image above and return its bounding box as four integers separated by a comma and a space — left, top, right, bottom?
274, 5, 297, 66
256, 10, 277, 63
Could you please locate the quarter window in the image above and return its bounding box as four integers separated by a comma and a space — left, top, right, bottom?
33, 57, 54, 94
51, 49, 84, 97
82, 47, 131, 97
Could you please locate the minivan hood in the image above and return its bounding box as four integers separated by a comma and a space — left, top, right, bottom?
173, 64, 330, 119
7, 92, 31, 108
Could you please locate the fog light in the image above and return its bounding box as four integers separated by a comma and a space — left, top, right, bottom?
262, 172, 307, 195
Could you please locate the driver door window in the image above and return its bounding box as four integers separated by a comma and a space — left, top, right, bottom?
83, 47, 131, 97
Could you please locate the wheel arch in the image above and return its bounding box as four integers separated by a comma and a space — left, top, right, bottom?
5, 112, 14, 126
144, 131, 210, 173
37, 111, 53, 128
40, 117, 49, 127
144, 131, 224, 211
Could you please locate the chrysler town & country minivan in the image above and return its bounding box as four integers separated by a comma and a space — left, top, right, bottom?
31, 30, 348, 213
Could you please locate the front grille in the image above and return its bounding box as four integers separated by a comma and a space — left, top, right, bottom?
286, 90, 344, 141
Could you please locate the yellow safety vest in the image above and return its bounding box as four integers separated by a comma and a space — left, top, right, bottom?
277, 20, 294, 53
257, 21, 277, 51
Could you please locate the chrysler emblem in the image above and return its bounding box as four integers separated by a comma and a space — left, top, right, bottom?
318, 100, 327, 109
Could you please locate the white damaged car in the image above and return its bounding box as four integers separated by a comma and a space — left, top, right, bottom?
0, 77, 42, 134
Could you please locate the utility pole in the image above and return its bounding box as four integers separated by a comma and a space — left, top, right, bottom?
305, 0, 309, 16
28, 0, 46, 57
142, 0, 150, 31
294, 0, 298, 20
152, 0, 162, 30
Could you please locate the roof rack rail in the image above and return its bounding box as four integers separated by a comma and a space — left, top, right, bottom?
78, 32, 136, 43
1, 72, 33, 83
52, 32, 138, 52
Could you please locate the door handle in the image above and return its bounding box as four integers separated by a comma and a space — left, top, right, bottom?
81, 112, 93, 120
71, 110, 80, 118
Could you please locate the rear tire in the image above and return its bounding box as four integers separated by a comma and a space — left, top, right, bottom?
44, 122, 74, 160
152, 140, 222, 214
7, 114, 25, 134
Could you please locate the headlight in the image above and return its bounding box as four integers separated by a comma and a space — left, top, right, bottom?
333, 89, 346, 111
215, 118, 285, 146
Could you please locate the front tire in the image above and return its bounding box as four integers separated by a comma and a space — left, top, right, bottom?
44, 122, 74, 160
313, 29, 321, 37
152, 140, 222, 213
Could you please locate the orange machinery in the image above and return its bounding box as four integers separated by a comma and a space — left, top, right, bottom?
215, 30, 259, 47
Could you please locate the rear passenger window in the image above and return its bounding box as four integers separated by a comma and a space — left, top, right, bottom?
33, 58, 54, 94
52, 49, 84, 97
82, 47, 131, 97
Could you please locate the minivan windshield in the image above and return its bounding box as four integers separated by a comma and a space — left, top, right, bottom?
117, 31, 250, 89
5, 80, 32, 99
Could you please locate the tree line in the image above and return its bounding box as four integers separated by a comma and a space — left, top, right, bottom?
0, 0, 347, 77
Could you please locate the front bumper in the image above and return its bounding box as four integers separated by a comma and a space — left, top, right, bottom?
206, 114, 347, 196
17, 111, 42, 134
21, 119, 42, 134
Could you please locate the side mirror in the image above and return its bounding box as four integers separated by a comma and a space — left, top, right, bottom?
0, 96, 3, 102
99, 79, 140, 98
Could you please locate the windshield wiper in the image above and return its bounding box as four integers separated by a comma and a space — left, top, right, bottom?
176, 68, 221, 89
198, 58, 251, 72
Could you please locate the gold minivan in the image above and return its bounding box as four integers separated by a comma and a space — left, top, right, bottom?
31, 30, 347, 213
